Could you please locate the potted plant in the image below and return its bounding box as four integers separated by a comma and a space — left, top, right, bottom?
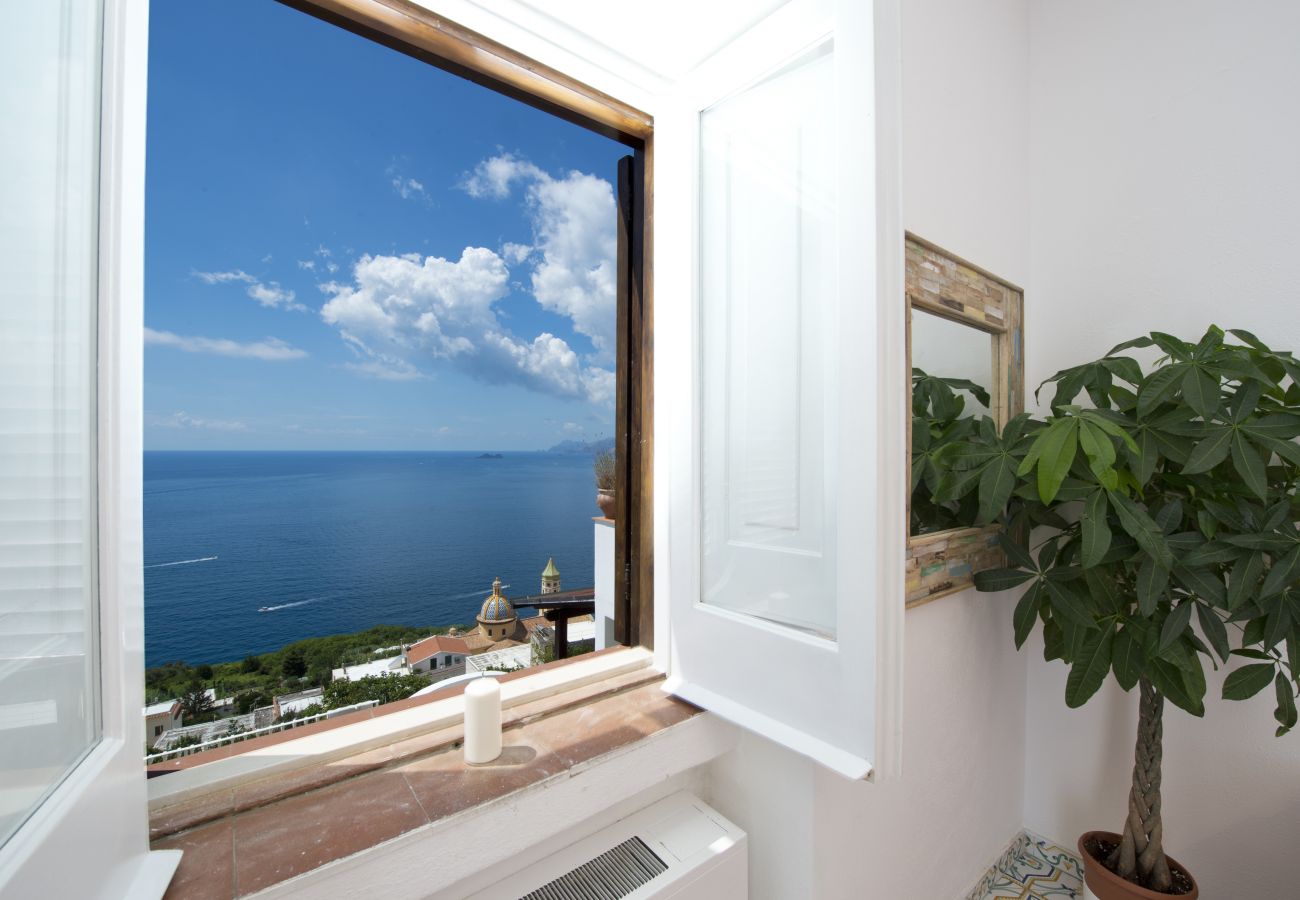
594, 448, 616, 519
946, 326, 1300, 897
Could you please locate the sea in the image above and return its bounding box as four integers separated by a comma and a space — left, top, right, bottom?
144, 451, 598, 668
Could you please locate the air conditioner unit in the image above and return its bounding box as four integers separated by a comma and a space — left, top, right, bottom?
467, 792, 747, 900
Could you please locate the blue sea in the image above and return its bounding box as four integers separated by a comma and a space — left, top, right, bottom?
144, 451, 598, 668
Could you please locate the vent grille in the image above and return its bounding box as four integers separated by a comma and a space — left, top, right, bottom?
519, 836, 668, 900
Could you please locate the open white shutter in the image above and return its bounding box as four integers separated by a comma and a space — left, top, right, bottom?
660, 0, 905, 779
0, 0, 176, 895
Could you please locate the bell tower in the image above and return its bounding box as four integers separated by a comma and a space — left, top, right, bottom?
541, 557, 561, 595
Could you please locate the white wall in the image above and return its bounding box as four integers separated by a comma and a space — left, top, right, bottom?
703, 0, 1032, 896
1025, 2, 1300, 896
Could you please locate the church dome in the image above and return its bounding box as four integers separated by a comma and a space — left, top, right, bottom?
478, 577, 515, 623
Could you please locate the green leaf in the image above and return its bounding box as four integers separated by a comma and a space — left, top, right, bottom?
1228, 328, 1269, 351
999, 535, 1037, 571
1012, 583, 1042, 649
1066, 626, 1116, 708
1240, 414, 1300, 440
1196, 603, 1231, 662
1137, 364, 1188, 418
1224, 663, 1277, 699
1228, 381, 1263, 423
1137, 556, 1170, 616
1110, 491, 1174, 570
1180, 541, 1240, 567
1042, 618, 1064, 662
977, 454, 1018, 524
1275, 672, 1298, 736
1134, 429, 1159, 486
973, 568, 1036, 593
1045, 579, 1100, 631
1080, 490, 1111, 568
1033, 419, 1079, 504
1078, 421, 1119, 489
1112, 628, 1145, 691
1159, 601, 1195, 652
1231, 431, 1268, 500
1181, 426, 1233, 474
1174, 564, 1227, 608
1107, 336, 1156, 355
1150, 657, 1205, 717
1083, 569, 1121, 615
1101, 355, 1145, 386
1182, 366, 1220, 420
1261, 546, 1300, 599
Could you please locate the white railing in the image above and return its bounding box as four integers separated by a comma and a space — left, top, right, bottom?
144, 700, 377, 764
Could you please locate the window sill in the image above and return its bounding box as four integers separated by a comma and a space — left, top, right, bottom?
147, 649, 728, 898
148, 646, 651, 809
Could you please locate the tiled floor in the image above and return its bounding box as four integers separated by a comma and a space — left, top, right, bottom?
969, 831, 1084, 900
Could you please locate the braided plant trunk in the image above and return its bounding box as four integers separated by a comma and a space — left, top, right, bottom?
1106, 678, 1173, 892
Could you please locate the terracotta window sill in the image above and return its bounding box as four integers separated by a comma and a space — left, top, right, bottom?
150, 667, 700, 899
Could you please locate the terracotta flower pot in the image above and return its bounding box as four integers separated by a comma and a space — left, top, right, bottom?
1077, 832, 1198, 900
596, 489, 615, 519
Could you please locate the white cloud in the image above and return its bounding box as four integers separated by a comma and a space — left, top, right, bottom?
561, 421, 585, 436
392, 176, 425, 200
297, 259, 316, 270
502, 242, 532, 264
193, 268, 305, 312
318, 248, 611, 403
144, 327, 308, 361
461, 152, 544, 199
463, 153, 617, 360
158, 411, 248, 432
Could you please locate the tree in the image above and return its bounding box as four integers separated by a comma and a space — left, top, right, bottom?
322, 673, 430, 710
178, 682, 214, 722
956, 327, 1300, 891
240, 654, 261, 674
281, 648, 307, 679
196, 663, 213, 680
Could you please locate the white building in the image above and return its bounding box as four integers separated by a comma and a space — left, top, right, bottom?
142, 701, 182, 744
466, 644, 532, 674
404, 634, 470, 677
330, 654, 410, 683
272, 688, 324, 720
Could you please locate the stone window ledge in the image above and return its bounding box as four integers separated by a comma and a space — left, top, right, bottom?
149, 666, 719, 898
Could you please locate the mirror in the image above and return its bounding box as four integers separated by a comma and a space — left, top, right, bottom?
905, 234, 1024, 606
910, 311, 994, 535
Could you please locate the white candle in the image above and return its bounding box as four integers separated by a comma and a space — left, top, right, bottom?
463, 676, 502, 765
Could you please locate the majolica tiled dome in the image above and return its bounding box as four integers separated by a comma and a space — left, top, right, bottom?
478, 577, 515, 623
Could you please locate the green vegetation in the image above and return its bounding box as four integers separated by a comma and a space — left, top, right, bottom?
963, 326, 1300, 891
144, 623, 468, 711
322, 673, 432, 709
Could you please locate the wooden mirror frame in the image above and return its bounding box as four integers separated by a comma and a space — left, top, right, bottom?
905, 233, 1024, 607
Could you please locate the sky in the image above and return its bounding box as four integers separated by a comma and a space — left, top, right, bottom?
145, 0, 628, 451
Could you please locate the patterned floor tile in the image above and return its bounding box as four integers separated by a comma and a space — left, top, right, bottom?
969, 831, 1083, 900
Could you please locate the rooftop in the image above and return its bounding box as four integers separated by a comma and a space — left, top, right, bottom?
405, 634, 470, 665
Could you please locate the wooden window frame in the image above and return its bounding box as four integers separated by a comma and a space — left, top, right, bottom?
279, 0, 655, 647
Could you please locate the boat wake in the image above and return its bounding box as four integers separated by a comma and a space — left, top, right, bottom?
145, 555, 218, 569
258, 598, 322, 613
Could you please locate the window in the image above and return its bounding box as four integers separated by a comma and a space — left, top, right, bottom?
1, 0, 176, 894
131, 0, 653, 773
660, 0, 904, 779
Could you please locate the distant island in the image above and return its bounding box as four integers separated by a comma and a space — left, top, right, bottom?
476, 452, 504, 459
546, 436, 615, 454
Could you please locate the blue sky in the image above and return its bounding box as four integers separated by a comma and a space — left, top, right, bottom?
145, 0, 627, 450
